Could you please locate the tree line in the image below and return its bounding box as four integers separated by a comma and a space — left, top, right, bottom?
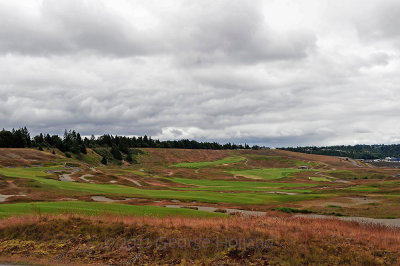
281, 144, 400, 159
0, 127, 257, 156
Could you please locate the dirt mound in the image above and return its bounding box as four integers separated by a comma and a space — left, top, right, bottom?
0, 148, 59, 166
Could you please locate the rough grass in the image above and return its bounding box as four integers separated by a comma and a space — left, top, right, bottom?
0, 167, 324, 204
0, 214, 399, 265
173, 157, 245, 168
0, 201, 225, 218
228, 168, 304, 180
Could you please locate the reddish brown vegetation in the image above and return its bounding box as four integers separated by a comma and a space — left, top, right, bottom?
0, 148, 58, 167
0, 214, 399, 265
140, 148, 232, 165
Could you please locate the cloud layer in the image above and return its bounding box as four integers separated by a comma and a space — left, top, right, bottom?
1, 0, 400, 146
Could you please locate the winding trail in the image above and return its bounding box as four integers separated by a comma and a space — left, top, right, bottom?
161, 204, 400, 228
163, 204, 267, 216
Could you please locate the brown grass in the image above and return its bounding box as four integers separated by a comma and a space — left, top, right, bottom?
0, 148, 59, 167
0, 214, 399, 265
139, 148, 232, 165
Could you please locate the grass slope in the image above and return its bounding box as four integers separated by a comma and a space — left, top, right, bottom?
229, 168, 304, 180
0, 201, 225, 218
169, 177, 316, 192
0, 167, 325, 204
173, 157, 245, 168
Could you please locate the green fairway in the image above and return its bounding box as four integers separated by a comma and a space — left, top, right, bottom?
345, 185, 380, 192
169, 177, 316, 192
309, 177, 331, 182
229, 168, 304, 180
0, 167, 325, 205
173, 157, 245, 168
0, 201, 226, 218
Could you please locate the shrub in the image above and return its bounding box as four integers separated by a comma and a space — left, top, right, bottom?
273, 207, 313, 214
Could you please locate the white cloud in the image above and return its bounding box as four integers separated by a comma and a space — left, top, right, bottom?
0, 0, 400, 146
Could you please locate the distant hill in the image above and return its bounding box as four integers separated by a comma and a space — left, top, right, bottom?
281, 144, 400, 159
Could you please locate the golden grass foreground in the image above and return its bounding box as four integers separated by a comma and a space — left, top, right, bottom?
0, 214, 399, 265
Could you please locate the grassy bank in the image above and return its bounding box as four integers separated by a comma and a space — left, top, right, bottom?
0, 201, 225, 218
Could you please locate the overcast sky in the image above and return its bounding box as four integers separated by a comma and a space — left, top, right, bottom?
1, 0, 400, 146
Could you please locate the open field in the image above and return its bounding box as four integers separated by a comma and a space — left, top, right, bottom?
1, 148, 400, 264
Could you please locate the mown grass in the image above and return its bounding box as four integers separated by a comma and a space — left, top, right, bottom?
228, 168, 304, 180
248, 155, 318, 167
309, 176, 331, 182
169, 177, 316, 193
345, 185, 381, 192
173, 157, 245, 168
0, 201, 225, 218
0, 167, 326, 205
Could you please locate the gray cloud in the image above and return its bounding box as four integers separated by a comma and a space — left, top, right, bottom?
1, 0, 400, 146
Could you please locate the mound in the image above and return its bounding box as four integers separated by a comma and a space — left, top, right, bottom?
0, 148, 58, 167
139, 148, 232, 165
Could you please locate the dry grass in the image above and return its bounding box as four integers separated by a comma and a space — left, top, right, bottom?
0, 214, 399, 265
0, 148, 59, 167
139, 148, 232, 165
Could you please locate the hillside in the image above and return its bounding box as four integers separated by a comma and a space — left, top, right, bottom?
0, 148, 400, 264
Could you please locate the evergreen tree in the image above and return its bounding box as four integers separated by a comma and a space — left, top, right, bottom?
111, 145, 122, 160
126, 153, 133, 163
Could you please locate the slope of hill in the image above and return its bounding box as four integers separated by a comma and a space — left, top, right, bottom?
0, 148, 399, 265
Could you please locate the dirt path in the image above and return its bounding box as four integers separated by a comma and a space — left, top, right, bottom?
295, 214, 400, 228
163, 204, 400, 228
163, 204, 267, 216
0, 193, 26, 202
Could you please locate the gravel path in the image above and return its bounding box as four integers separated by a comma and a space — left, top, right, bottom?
295, 214, 400, 228
163, 204, 267, 216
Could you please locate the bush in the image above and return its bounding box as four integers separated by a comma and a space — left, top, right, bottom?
273, 207, 313, 214
65, 152, 72, 158
101, 156, 107, 165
